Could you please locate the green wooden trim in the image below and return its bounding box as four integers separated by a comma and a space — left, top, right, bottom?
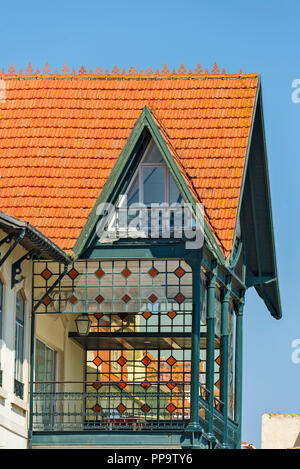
206, 261, 217, 446
229, 77, 261, 266
220, 276, 231, 448
31, 431, 184, 447
257, 89, 282, 319
72, 106, 225, 265
184, 249, 203, 433
234, 293, 244, 448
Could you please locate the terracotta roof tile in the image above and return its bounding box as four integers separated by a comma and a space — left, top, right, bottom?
0, 68, 259, 255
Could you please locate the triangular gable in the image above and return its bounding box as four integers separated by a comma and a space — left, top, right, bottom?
72, 107, 225, 262
233, 86, 282, 319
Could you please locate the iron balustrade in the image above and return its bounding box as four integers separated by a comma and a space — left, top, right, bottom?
32, 380, 238, 447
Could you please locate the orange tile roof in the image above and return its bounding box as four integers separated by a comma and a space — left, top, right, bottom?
0, 64, 259, 256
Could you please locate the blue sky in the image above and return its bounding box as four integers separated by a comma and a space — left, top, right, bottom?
1, 0, 299, 448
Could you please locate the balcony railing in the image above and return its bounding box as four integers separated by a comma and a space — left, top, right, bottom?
32, 381, 239, 448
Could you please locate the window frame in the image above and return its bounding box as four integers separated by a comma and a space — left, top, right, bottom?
14, 289, 25, 384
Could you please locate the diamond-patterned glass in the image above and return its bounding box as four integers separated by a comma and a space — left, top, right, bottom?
41, 268, 52, 280
122, 294, 131, 304
148, 293, 158, 304
95, 268, 105, 279
95, 294, 104, 304
174, 266, 185, 278
94, 312, 103, 320
117, 355, 127, 367
140, 380, 151, 390
175, 292, 185, 304
141, 355, 151, 367
92, 382, 102, 390
68, 267, 79, 280
121, 267, 131, 278
166, 356, 177, 367
68, 295, 78, 305
117, 381, 127, 389
92, 403, 102, 413
141, 403, 151, 413
167, 311, 177, 320
142, 311, 152, 320
166, 403, 176, 413
117, 403, 126, 413
42, 296, 52, 306
93, 356, 103, 367
166, 380, 177, 390
215, 355, 221, 366
148, 267, 159, 278
215, 379, 220, 389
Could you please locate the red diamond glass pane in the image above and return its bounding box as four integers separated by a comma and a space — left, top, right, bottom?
95, 295, 104, 304
94, 312, 103, 320
174, 266, 185, 278
141, 403, 151, 413
68, 295, 78, 305
95, 268, 105, 279
117, 403, 126, 413
166, 380, 177, 390
166, 403, 176, 413
167, 311, 177, 320
117, 356, 127, 367
117, 381, 127, 389
68, 268, 79, 280
92, 382, 102, 390
148, 267, 159, 278
93, 356, 103, 367
148, 294, 158, 304
166, 356, 177, 366
142, 311, 152, 320
92, 404, 102, 413
41, 268, 52, 280
43, 296, 51, 306
121, 267, 131, 278
122, 294, 131, 304
215, 355, 221, 366
175, 293, 185, 304
140, 381, 151, 390
141, 356, 151, 367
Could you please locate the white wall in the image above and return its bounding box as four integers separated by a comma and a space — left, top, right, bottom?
0, 233, 32, 449
261, 413, 300, 449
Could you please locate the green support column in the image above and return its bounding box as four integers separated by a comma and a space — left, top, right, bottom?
28, 306, 36, 449
183, 248, 204, 448
220, 276, 231, 449
206, 261, 217, 447
234, 292, 245, 449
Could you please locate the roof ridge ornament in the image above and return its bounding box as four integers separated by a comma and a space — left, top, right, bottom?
0, 63, 253, 79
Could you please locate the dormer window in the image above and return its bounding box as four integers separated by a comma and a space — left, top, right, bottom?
127, 140, 183, 206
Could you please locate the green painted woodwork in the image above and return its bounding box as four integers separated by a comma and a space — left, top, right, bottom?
72, 106, 225, 265
220, 277, 231, 448
206, 261, 217, 446
184, 249, 203, 436
234, 294, 244, 449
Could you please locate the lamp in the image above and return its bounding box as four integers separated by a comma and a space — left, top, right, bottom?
75, 313, 91, 336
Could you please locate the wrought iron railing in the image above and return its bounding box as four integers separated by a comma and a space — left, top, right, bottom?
33, 381, 190, 432
32, 380, 239, 448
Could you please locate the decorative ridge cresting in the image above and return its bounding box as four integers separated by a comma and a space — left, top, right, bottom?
1, 62, 256, 79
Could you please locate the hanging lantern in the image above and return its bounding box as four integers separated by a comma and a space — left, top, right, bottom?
75, 314, 91, 336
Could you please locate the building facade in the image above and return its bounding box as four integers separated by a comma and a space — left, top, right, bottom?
0, 64, 282, 449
